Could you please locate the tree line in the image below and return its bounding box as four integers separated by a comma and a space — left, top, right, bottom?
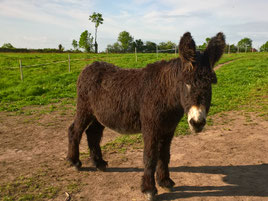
105, 31, 177, 53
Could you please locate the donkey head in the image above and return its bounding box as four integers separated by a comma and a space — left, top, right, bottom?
179, 32, 225, 133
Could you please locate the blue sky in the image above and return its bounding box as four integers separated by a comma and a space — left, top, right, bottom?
0, 0, 267, 51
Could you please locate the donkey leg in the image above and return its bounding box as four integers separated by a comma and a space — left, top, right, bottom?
156, 133, 175, 191
85, 120, 108, 171
67, 111, 92, 169
141, 130, 159, 201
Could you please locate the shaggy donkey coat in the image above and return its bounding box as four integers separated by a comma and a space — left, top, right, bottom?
67, 32, 226, 200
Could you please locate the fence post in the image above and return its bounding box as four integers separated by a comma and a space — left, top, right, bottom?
19, 59, 23, 81
68, 54, 71, 72
135, 47, 137, 62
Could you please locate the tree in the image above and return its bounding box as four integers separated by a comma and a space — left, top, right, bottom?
158, 41, 176, 51
118, 31, 134, 52
205, 37, 211, 45
135, 39, 144, 52
106, 42, 123, 53
79, 30, 94, 53
72, 39, 78, 50
1, 43, 15, 49
260, 41, 268, 52
144, 41, 157, 52
132, 39, 144, 52
58, 44, 64, 52
89, 12, 104, 53
197, 38, 211, 51
237, 37, 252, 52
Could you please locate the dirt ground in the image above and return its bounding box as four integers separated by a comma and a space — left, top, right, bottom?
0, 107, 267, 201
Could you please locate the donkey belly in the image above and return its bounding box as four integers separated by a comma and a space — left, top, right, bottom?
90, 96, 141, 134
95, 111, 141, 134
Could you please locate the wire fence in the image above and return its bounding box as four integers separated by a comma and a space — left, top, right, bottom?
2, 52, 168, 81
1, 55, 115, 81
2, 57, 100, 70
0, 46, 258, 81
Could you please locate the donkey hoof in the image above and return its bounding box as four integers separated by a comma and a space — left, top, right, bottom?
67, 158, 82, 170
96, 160, 108, 171
144, 192, 156, 201
74, 161, 82, 170
158, 178, 175, 191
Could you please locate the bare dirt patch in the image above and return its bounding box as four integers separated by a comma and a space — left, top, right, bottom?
214, 60, 234, 71
0, 109, 267, 201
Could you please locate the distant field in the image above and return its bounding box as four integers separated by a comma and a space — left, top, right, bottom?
0, 52, 267, 122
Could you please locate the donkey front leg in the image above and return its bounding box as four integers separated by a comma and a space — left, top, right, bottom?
156, 132, 175, 191
141, 129, 159, 201
67, 111, 91, 169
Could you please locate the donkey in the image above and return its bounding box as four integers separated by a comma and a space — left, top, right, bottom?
67, 32, 225, 200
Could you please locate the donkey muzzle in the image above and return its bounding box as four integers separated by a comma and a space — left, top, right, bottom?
187, 105, 207, 133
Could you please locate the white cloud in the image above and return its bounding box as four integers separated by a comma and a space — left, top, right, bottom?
0, 0, 94, 28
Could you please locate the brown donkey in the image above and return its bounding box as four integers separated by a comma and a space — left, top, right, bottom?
67, 32, 225, 200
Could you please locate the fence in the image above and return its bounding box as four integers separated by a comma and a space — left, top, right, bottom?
1, 47, 255, 81
2, 48, 181, 81
156, 46, 178, 59
2, 54, 110, 81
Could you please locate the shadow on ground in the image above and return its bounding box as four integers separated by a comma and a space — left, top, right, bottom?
81, 164, 268, 200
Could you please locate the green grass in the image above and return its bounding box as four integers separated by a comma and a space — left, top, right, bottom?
211, 53, 268, 116
0, 52, 177, 111
215, 53, 244, 64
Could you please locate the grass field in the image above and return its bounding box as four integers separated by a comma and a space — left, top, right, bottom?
0, 52, 267, 133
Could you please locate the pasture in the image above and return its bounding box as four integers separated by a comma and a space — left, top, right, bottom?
0, 52, 267, 200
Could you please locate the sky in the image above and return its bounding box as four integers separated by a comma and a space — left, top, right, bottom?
0, 0, 267, 51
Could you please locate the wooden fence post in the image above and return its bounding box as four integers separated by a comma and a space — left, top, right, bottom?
68, 54, 71, 72
19, 59, 23, 81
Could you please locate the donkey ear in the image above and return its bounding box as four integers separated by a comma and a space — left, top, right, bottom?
204, 32, 226, 68
179, 32, 196, 63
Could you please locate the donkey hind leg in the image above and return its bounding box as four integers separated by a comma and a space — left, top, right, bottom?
85, 120, 108, 171
141, 130, 159, 201
67, 112, 92, 169
156, 133, 175, 191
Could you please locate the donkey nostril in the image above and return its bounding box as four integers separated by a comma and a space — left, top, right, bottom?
190, 118, 206, 129
189, 118, 195, 127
